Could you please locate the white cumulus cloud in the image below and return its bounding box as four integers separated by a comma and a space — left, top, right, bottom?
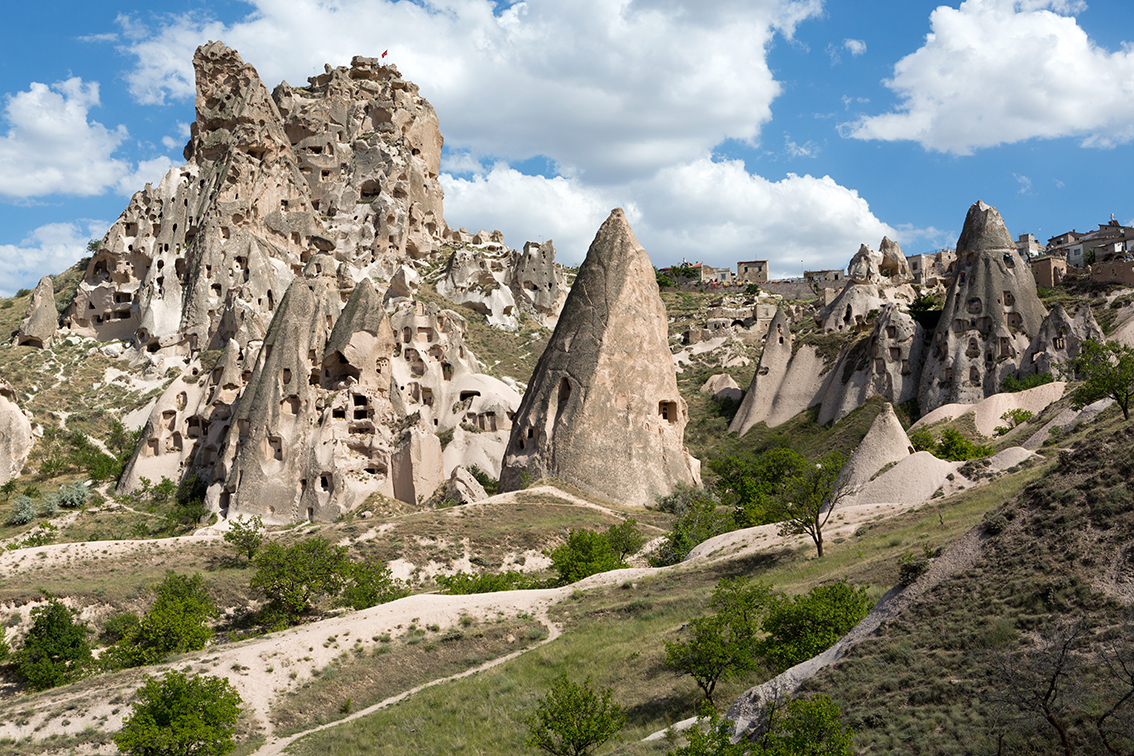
0, 79, 131, 199
843, 0, 1134, 154
0, 220, 108, 297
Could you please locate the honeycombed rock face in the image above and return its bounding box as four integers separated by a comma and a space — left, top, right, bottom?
66, 42, 445, 355
499, 209, 700, 506
16, 277, 57, 348
1019, 304, 1103, 378
919, 201, 1047, 413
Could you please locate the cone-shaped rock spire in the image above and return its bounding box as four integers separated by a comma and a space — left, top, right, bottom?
499, 209, 700, 505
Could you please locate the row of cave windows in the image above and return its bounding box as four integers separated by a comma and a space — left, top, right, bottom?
966, 292, 1017, 314
952, 312, 1025, 334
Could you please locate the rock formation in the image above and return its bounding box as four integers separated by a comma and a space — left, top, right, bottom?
919, 201, 1047, 413
1018, 304, 1103, 378
16, 277, 57, 348
839, 403, 914, 491
814, 280, 916, 333
816, 305, 926, 425
499, 209, 700, 506
728, 309, 793, 436
700, 374, 742, 404
0, 377, 33, 484
66, 42, 445, 355
508, 240, 568, 328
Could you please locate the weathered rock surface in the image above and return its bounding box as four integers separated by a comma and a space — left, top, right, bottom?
508, 240, 568, 328
918, 201, 1047, 413
729, 310, 826, 432
1018, 304, 1103, 378
499, 209, 700, 506
66, 42, 445, 356
16, 277, 57, 348
0, 378, 33, 484
839, 403, 914, 491
814, 281, 916, 333
700, 374, 742, 403
816, 305, 926, 425
445, 466, 487, 505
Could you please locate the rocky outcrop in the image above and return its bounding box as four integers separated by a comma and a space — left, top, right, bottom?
66, 43, 445, 355
1018, 305, 1103, 378
816, 305, 926, 425
847, 238, 912, 284
814, 281, 916, 333
16, 277, 57, 348
700, 374, 742, 403
919, 201, 1047, 413
0, 378, 33, 484
729, 309, 793, 436
499, 209, 700, 506
508, 240, 568, 328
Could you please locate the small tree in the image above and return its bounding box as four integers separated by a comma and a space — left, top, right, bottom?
115, 572, 217, 667
341, 560, 409, 610
115, 670, 242, 756
605, 518, 645, 561
756, 694, 854, 756
1065, 339, 1134, 421
768, 452, 853, 558
222, 515, 264, 562
250, 537, 351, 627
14, 597, 92, 690
525, 674, 625, 756
758, 581, 873, 672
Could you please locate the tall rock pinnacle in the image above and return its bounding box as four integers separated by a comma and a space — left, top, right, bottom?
919, 200, 1047, 412
499, 209, 701, 506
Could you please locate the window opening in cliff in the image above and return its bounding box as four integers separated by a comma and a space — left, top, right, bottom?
283, 396, 300, 415
113, 311, 130, 320
1007, 312, 1023, 329
1000, 337, 1011, 358
211, 283, 222, 297
360, 180, 381, 201
309, 368, 320, 386
970, 366, 980, 382
659, 401, 678, 424
874, 358, 885, 373
268, 436, 283, 461
945, 367, 954, 382
977, 316, 991, 334
146, 438, 160, 456
114, 292, 132, 304
403, 327, 412, 343
238, 419, 250, 439
281, 368, 292, 385
421, 388, 433, 407
460, 391, 481, 403
967, 298, 982, 314
843, 306, 852, 325
889, 347, 901, 361
321, 170, 331, 181
1004, 253, 1016, 268
147, 341, 160, 353
1003, 291, 1014, 306
320, 474, 331, 492
442, 363, 453, 381
306, 507, 314, 522
1053, 336, 1066, 350
417, 327, 434, 342
901, 359, 911, 374
332, 407, 346, 419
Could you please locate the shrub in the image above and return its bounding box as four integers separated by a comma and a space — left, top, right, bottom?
984, 513, 1009, 536
341, 561, 409, 610
604, 518, 645, 561
758, 581, 873, 672
525, 674, 625, 756
57, 480, 90, 509
114, 670, 242, 756
649, 487, 732, 567
6, 495, 38, 525
251, 537, 351, 627
436, 571, 538, 594
898, 550, 931, 586
14, 598, 92, 690
468, 465, 499, 496
548, 529, 624, 585
1001, 371, 1055, 393
934, 428, 993, 461
101, 611, 140, 644
908, 428, 935, 453
113, 572, 217, 668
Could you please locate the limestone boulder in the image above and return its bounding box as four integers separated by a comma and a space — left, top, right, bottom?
0, 378, 33, 484
392, 422, 445, 505
919, 201, 1047, 413
847, 244, 881, 283
16, 277, 57, 348
499, 209, 701, 506
384, 265, 420, 303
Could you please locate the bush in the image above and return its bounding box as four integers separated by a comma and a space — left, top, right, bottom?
57, 480, 90, 509
436, 571, 538, 594
525, 674, 625, 756
114, 670, 242, 756
251, 537, 351, 627
605, 518, 645, 561
101, 611, 140, 644
908, 428, 935, 453
6, 495, 38, 525
1001, 371, 1055, 393
113, 573, 216, 668
650, 488, 733, 567
468, 465, 499, 496
341, 561, 409, 610
548, 529, 625, 585
898, 550, 930, 586
934, 428, 994, 461
758, 581, 873, 672
14, 598, 92, 690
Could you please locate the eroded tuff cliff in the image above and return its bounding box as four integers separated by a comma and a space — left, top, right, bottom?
499, 209, 700, 506
66, 42, 445, 355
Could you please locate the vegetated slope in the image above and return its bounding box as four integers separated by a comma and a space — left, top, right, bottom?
801, 421, 1134, 755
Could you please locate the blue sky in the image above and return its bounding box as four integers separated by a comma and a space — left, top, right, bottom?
1, 0, 1133, 295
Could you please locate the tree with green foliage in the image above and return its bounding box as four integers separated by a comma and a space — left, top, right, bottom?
711, 448, 810, 528
114, 573, 216, 668
6, 495, 38, 525
14, 597, 92, 690
666, 579, 772, 705
525, 674, 625, 756
604, 518, 645, 561
766, 451, 852, 558
666, 695, 853, 756
1065, 338, 1134, 421
250, 537, 351, 627
114, 670, 242, 756
1001, 371, 1054, 393
341, 560, 409, 610
757, 581, 873, 672
222, 515, 264, 562
548, 528, 625, 585
934, 428, 994, 461
650, 486, 733, 567
908, 427, 935, 453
